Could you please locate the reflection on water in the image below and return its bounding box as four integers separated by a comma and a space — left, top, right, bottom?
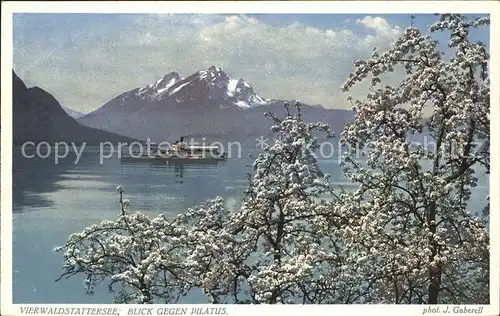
11, 146, 489, 303
13, 148, 245, 214
120, 158, 225, 185
12, 146, 259, 303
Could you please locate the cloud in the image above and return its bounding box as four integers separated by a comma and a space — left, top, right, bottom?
357, 16, 403, 48
13, 14, 403, 112
358, 16, 395, 34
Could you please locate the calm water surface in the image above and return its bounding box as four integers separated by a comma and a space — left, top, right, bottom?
11, 146, 489, 303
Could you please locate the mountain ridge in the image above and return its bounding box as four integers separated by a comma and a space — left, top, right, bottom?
13, 70, 137, 145
78, 66, 353, 143
63, 106, 86, 119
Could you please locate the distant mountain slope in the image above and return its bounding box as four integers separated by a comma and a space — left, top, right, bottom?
13, 70, 137, 144
62, 106, 86, 119
78, 66, 353, 143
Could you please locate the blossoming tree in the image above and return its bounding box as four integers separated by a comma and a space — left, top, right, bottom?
56, 102, 353, 303
178, 104, 356, 304
55, 187, 194, 303
56, 13, 490, 305
339, 13, 490, 304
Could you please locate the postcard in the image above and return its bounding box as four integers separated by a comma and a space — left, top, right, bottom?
1, 1, 499, 316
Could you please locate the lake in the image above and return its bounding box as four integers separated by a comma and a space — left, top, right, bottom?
10, 145, 489, 304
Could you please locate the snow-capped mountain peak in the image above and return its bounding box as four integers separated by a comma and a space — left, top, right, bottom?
227, 77, 268, 108
154, 72, 182, 91
197, 65, 229, 89
135, 66, 268, 108
227, 78, 253, 95
137, 71, 183, 100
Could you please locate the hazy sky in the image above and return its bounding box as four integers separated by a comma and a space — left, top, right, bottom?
13, 13, 489, 113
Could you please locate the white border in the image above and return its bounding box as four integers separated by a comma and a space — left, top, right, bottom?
1, 1, 499, 316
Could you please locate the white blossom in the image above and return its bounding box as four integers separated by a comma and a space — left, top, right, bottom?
56, 14, 489, 305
